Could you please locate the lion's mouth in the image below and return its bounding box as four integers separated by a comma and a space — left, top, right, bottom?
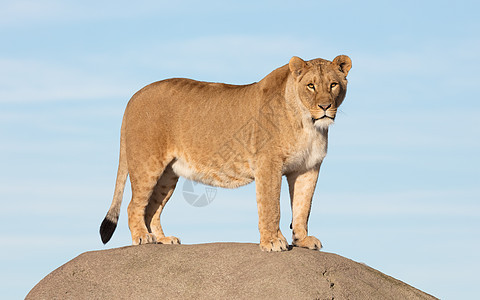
312, 115, 335, 122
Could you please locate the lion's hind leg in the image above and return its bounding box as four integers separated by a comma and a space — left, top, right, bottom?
128, 155, 172, 245
144, 164, 181, 244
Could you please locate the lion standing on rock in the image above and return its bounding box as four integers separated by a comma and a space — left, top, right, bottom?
100, 55, 352, 252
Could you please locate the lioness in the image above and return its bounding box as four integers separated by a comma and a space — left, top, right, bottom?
100, 55, 352, 252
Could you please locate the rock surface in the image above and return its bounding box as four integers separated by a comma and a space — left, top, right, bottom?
27, 243, 437, 299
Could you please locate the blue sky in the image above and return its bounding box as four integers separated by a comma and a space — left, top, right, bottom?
1, 0, 479, 298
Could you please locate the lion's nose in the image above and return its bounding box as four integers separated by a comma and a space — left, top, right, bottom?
318, 104, 331, 111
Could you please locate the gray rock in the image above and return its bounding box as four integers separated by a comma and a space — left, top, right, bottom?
26, 243, 437, 300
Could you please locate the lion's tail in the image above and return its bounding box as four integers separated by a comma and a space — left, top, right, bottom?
100, 112, 128, 244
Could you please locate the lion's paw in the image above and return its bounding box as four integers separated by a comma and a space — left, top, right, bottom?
157, 236, 181, 245
293, 235, 322, 250
132, 233, 157, 245
260, 237, 289, 252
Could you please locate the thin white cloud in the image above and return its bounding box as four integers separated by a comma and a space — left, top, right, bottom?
0, 234, 93, 248
0, 0, 163, 26
0, 0, 65, 26
314, 188, 480, 217
330, 110, 480, 149
0, 0, 254, 27
0, 58, 132, 103
0, 182, 111, 212
355, 37, 480, 85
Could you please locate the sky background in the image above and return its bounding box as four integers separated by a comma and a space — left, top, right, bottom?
1, 0, 479, 298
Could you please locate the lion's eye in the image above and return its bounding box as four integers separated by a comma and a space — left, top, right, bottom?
307, 83, 315, 90
330, 82, 338, 89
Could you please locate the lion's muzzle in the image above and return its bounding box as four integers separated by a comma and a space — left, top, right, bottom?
312, 104, 336, 123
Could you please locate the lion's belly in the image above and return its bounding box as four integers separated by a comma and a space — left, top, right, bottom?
171, 157, 254, 189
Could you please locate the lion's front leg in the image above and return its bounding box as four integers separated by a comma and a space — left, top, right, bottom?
255, 162, 288, 252
287, 165, 322, 250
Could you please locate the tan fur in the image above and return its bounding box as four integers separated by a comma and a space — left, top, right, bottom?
100, 55, 352, 251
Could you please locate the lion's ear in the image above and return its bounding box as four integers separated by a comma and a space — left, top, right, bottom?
333, 55, 352, 76
289, 56, 306, 77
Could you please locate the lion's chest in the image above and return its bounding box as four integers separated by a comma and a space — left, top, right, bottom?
283, 128, 328, 174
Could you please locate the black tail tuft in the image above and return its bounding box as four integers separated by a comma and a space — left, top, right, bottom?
100, 217, 117, 244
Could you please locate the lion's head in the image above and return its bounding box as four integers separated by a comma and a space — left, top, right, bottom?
288, 55, 352, 129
